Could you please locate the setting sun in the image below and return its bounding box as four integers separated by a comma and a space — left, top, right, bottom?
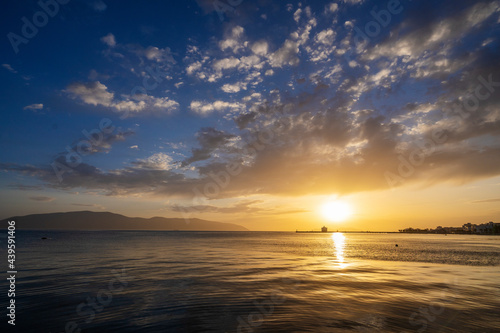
321, 200, 353, 222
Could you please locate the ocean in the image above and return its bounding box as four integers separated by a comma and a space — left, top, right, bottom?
1, 230, 499, 332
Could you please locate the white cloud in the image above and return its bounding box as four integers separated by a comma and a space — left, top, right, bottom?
315, 29, 336, 45
213, 57, 240, 71
100, 33, 116, 47
325, 3, 338, 13
150, 96, 179, 110
186, 61, 202, 75
190, 100, 244, 116
66, 81, 114, 107
219, 26, 246, 53
2, 64, 17, 73
113, 100, 146, 112
238, 55, 263, 70
23, 103, 43, 111
221, 82, 247, 93
343, 0, 365, 5
242, 92, 262, 102
293, 8, 302, 22
66, 81, 179, 115
143, 46, 175, 63
366, 1, 499, 61
251, 41, 269, 56
268, 40, 300, 67
265, 69, 274, 76
138, 153, 175, 170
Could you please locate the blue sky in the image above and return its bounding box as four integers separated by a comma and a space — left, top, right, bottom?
1, 0, 500, 230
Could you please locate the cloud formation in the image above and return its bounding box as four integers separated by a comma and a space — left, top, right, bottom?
2, 0, 500, 209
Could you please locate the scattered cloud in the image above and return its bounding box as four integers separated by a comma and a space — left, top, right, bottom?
23, 103, 43, 111
2, 64, 17, 73
168, 200, 306, 215
65, 81, 179, 116
190, 100, 244, 116
101, 33, 116, 47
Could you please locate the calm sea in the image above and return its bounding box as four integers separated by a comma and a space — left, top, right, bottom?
1, 231, 499, 332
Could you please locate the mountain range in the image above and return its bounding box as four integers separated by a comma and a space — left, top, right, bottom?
1, 211, 249, 231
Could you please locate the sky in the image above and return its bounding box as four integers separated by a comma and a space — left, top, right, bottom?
1, 0, 499, 231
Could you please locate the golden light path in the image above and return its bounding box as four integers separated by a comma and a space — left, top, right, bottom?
331, 232, 347, 268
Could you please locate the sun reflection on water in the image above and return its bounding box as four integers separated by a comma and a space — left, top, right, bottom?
331, 232, 347, 268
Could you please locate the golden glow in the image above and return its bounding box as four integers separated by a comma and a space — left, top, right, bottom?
331, 232, 346, 266
321, 200, 353, 222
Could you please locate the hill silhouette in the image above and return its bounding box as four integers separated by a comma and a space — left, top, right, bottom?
1, 211, 249, 231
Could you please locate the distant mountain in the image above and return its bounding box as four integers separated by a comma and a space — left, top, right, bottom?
0, 211, 249, 231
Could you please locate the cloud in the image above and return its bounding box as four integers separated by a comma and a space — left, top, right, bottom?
91, 0, 107, 12
190, 100, 244, 116
2, 64, 17, 73
251, 41, 268, 56
365, 1, 500, 62
213, 57, 240, 71
66, 81, 114, 107
343, 0, 365, 5
472, 198, 500, 203
142, 46, 175, 63
293, 8, 302, 23
168, 200, 306, 215
2, 0, 500, 202
29, 196, 55, 202
219, 26, 246, 53
53, 129, 136, 160
315, 29, 336, 46
221, 82, 247, 93
131, 153, 176, 170
23, 103, 43, 111
268, 40, 300, 67
65, 81, 179, 116
101, 33, 116, 47
8, 184, 44, 191
72, 203, 106, 210
325, 3, 338, 13
182, 127, 236, 165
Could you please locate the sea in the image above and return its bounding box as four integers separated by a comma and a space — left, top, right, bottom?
1, 230, 499, 332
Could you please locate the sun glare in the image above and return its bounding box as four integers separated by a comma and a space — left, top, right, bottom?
321, 200, 353, 222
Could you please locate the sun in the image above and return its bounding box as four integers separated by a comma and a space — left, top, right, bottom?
320, 200, 353, 222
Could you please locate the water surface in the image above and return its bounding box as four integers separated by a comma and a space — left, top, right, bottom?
1, 231, 499, 332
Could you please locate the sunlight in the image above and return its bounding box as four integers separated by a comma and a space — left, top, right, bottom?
321, 200, 353, 222
331, 232, 346, 266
